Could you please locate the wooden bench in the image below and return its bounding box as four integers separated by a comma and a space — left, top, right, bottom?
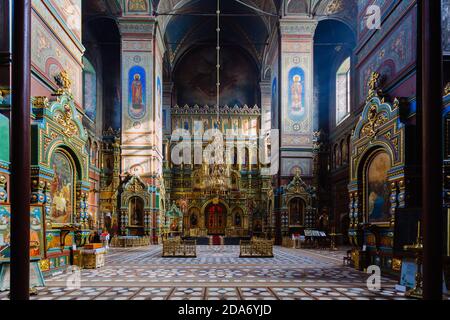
239, 238, 274, 258
162, 238, 197, 257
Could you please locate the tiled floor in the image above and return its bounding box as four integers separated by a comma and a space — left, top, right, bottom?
1, 245, 446, 300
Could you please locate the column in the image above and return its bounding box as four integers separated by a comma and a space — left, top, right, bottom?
260, 80, 271, 136
10, 0, 32, 300
419, 0, 443, 300
279, 18, 317, 179
119, 17, 164, 178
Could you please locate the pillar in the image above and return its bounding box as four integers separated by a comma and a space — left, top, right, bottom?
279, 18, 317, 180
10, 0, 32, 300
119, 16, 163, 182
419, 0, 443, 300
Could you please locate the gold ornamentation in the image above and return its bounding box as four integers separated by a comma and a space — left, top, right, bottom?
32, 96, 49, 109
286, 168, 306, 194
54, 104, 78, 137
392, 258, 402, 271
361, 105, 388, 138
39, 259, 50, 271
125, 175, 145, 193
55, 70, 72, 95
445, 82, 450, 96
366, 72, 381, 102
0, 88, 11, 104
324, 0, 344, 15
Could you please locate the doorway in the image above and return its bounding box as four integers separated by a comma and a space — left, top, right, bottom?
205, 202, 227, 235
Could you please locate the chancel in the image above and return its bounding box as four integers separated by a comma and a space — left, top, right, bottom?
0, 0, 448, 302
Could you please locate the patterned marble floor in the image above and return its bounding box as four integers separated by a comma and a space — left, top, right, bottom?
1, 245, 444, 300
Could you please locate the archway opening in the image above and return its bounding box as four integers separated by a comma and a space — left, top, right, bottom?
205, 202, 227, 235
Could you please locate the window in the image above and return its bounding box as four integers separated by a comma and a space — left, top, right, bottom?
336, 57, 351, 125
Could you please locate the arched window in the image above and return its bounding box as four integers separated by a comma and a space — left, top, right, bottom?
336, 57, 351, 125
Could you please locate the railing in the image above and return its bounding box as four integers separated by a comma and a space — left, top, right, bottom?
239, 238, 274, 258
162, 238, 197, 257
110, 236, 151, 247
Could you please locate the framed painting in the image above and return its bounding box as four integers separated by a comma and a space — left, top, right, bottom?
30, 205, 45, 259
0, 205, 10, 261
0, 204, 45, 261
49, 150, 76, 224
366, 151, 392, 224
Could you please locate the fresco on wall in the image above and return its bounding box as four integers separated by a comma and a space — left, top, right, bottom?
30, 207, 44, 258
287, 0, 308, 14
31, 17, 82, 104
50, 151, 74, 224
0, 205, 43, 259
287, 67, 306, 122
358, 9, 416, 105
271, 77, 278, 129
156, 76, 162, 120
83, 58, 97, 121
174, 46, 258, 106
443, 0, 450, 54
128, 0, 148, 12
367, 152, 391, 223
51, 0, 82, 39
128, 66, 146, 120
0, 206, 10, 256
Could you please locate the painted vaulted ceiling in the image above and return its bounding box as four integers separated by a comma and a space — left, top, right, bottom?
154, 0, 356, 67
95, 0, 356, 68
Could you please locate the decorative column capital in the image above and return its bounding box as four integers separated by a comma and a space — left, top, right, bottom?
279, 18, 318, 37
118, 18, 156, 38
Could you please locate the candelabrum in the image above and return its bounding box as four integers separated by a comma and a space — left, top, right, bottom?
403, 221, 423, 299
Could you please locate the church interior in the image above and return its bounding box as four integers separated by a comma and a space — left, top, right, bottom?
0, 0, 450, 301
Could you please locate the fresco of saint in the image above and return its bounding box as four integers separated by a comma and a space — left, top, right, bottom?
367, 152, 391, 222
132, 74, 143, 107
50, 152, 73, 224
291, 75, 303, 114
128, 66, 146, 120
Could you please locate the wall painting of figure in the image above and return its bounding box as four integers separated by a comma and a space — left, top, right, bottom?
83, 57, 97, 121
30, 206, 44, 258
156, 76, 162, 120
0, 205, 11, 258
271, 77, 278, 129
128, 66, 146, 120
287, 67, 306, 123
50, 151, 75, 224
366, 151, 391, 223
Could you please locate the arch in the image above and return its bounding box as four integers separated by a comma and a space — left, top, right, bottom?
335, 56, 351, 125
288, 196, 306, 226
47, 143, 84, 181
202, 199, 229, 235
232, 207, 244, 227
157, 0, 277, 35
128, 196, 145, 226
359, 148, 393, 224
48, 148, 77, 224
188, 207, 201, 228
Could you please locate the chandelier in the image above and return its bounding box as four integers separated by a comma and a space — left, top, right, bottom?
202, 0, 230, 196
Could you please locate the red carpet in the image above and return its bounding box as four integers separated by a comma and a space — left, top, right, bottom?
212, 235, 222, 245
